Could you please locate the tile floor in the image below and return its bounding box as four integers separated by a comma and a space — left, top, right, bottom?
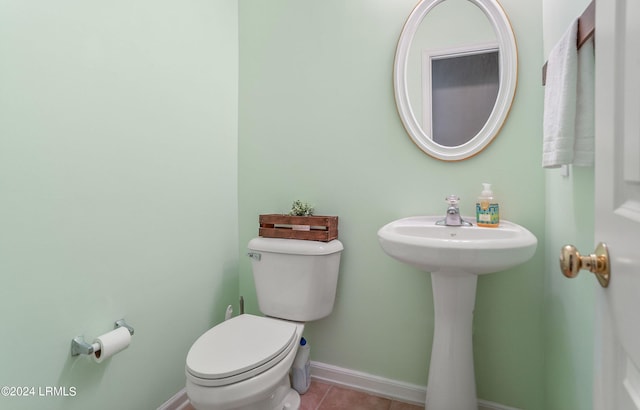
184, 380, 423, 410
300, 381, 423, 410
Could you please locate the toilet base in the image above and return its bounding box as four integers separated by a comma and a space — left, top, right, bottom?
187, 373, 300, 410
223, 379, 299, 410
277, 387, 301, 410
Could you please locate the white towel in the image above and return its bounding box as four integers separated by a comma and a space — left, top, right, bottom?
542, 19, 595, 168
573, 36, 595, 166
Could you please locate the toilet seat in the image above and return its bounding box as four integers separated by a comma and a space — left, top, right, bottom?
186, 314, 298, 387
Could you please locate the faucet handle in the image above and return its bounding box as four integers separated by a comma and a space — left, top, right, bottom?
445, 195, 460, 206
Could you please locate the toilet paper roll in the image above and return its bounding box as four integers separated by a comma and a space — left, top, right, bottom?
92, 326, 131, 363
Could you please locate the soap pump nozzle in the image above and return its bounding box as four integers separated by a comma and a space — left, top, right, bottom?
481, 183, 493, 198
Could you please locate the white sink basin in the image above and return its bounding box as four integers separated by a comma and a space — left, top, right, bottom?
377, 215, 537, 274
377, 215, 537, 409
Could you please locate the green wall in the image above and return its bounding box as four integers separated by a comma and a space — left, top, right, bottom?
0, 1, 238, 409
542, 1, 595, 409
238, 0, 546, 408
0, 1, 596, 409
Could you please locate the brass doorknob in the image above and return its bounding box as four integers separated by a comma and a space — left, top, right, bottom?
560, 242, 610, 288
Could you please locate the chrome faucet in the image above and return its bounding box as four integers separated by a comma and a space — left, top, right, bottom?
437, 195, 473, 226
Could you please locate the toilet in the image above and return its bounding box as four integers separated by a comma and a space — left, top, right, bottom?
185, 237, 344, 410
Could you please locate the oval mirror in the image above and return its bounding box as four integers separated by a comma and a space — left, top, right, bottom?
394, 0, 517, 161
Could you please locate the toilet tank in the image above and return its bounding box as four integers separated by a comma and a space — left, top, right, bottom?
247, 238, 343, 322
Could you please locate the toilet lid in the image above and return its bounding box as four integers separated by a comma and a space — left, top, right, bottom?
186, 314, 298, 382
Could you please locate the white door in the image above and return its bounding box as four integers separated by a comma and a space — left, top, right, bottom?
594, 0, 640, 408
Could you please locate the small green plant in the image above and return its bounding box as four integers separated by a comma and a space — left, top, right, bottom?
288, 200, 314, 216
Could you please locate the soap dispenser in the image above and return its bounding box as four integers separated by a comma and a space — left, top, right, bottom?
476, 183, 499, 227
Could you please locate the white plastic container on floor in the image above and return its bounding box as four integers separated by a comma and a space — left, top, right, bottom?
291, 337, 311, 394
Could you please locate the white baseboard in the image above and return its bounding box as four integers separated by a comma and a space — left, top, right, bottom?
156, 387, 190, 410
310, 361, 522, 410
478, 399, 522, 410
157, 362, 522, 410
310, 361, 426, 405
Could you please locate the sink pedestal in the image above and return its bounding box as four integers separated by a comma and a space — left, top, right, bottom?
377, 216, 538, 410
426, 272, 478, 410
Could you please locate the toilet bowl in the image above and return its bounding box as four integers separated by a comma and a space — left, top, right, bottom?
185, 238, 343, 410
186, 314, 304, 410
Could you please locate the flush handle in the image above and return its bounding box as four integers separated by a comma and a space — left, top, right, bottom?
560, 242, 610, 288
247, 252, 261, 261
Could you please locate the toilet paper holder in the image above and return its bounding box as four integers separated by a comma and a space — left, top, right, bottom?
71, 319, 135, 357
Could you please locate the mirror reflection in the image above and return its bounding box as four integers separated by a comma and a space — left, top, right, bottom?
430, 47, 499, 146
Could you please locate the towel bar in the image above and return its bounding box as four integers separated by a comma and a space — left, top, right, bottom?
542, 0, 595, 85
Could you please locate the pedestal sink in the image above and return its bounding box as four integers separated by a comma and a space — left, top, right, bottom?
377, 216, 537, 410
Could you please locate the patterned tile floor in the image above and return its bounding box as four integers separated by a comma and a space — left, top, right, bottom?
300, 381, 423, 410
184, 380, 423, 410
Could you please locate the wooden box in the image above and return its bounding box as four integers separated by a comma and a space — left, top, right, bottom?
259, 214, 338, 242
